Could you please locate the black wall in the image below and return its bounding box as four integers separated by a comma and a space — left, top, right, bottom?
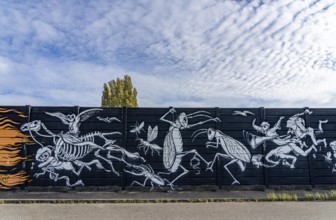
0, 106, 335, 190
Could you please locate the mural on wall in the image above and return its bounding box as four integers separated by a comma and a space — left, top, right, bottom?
20, 108, 144, 187
232, 110, 255, 117
243, 109, 328, 169
156, 108, 221, 188
124, 163, 169, 190
2, 106, 336, 190
192, 128, 251, 185
323, 141, 336, 172
136, 125, 162, 156
0, 108, 31, 189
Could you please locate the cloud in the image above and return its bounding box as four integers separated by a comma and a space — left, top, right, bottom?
0, 0, 335, 107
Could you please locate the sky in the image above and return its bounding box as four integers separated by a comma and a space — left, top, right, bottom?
0, 0, 335, 107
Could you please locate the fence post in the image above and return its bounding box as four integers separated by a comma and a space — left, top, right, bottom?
305, 107, 315, 188
260, 107, 269, 188
23, 105, 32, 190
215, 107, 221, 188
121, 107, 128, 190
75, 105, 80, 114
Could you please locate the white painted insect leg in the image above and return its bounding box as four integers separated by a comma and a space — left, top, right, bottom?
85, 159, 111, 172
207, 153, 231, 172
58, 176, 84, 187
157, 171, 171, 176
72, 164, 85, 176
224, 159, 240, 185
168, 165, 189, 189
131, 177, 148, 187
107, 151, 131, 165
94, 150, 119, 176
150, 181, 155, 191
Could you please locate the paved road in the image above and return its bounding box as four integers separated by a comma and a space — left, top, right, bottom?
0, 202, 334, 220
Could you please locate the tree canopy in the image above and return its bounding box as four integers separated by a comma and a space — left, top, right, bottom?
101, 75, 138, 107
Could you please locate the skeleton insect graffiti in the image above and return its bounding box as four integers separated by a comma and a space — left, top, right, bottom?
157, 108, 221, 189
193, 128, 251, 185
20, 109, 144, 186
136, 125, 162, 156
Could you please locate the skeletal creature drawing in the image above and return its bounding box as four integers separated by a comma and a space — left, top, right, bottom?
46, 108, 102, 136
16, 106, 336, 189
157, 108, 221, 189
232, 110, 255, 116
244, 109, 327, 168
193, 128, 251, 185
136, 125, 162, 156
21, 109, 144, 186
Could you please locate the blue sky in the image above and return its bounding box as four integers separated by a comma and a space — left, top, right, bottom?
0, 0, 335, 107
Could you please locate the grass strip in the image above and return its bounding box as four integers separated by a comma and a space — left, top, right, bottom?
1, 190, 336, 204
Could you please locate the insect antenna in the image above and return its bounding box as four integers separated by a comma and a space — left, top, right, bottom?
191, 128, 207, 138
187, 111, 211, 117
191, 129, 208, 142
187, 111, 213, 119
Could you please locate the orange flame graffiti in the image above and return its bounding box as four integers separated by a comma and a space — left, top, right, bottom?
0, 108, 32, 189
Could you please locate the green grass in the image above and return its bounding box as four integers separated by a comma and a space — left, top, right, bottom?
304, 192, 332, 201
266, 192, 298, 201
2, 190, 336, 204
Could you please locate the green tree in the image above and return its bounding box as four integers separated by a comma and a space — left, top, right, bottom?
101, 75, 138, 107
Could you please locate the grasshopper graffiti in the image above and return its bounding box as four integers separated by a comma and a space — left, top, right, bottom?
0, 106, 336, 189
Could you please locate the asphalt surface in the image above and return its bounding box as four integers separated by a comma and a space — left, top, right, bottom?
0, 202, 335, 220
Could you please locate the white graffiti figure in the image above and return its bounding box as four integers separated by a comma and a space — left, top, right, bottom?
34, 146, 84, 187
286, 110, 328, 149
244, 110, 327, 168
130, 121, 145, 135
97, 116, 121, 123
232, 110, 255, 117
251, 154, 277, 168
136, 125, 162, 156
327, 141, 336, 172
124, 164, 170, 190
193, 128, 251, 185
158, 108, 221, 189
243, 116, 287, 149
46, 108, 102, 136
21, 116, 145, 186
